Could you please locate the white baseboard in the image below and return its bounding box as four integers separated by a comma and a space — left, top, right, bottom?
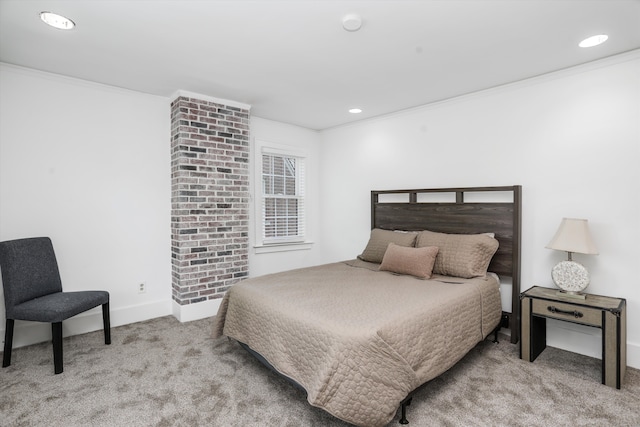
500, 321, 639, 370
4, 298, 637, 371
548, 338, 640, 371
1, 299, 172, 349
628, 341, 640, 370
546, 319, 640, 369
171, 298, 221, 323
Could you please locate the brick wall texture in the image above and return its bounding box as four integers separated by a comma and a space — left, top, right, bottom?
170, 96, 250, 306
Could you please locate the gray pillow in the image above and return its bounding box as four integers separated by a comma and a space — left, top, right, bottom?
415, 230, 499, 278
358, 228, 417, 263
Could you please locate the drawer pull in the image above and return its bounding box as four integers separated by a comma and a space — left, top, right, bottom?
547, 305, 583, 318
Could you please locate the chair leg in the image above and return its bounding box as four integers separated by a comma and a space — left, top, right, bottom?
52, 322, 63, 374
3, 319, 14, 368
102, 302, 111, 345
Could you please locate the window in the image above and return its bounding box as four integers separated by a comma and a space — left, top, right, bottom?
257, 144, 306, 246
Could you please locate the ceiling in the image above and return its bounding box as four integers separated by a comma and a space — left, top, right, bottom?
1, 1, 639, 130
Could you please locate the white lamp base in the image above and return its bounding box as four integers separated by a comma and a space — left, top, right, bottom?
555, 290, 587, 300
551, 260, 590, 294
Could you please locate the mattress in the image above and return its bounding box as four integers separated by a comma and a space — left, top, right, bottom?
213, 259, 501, 427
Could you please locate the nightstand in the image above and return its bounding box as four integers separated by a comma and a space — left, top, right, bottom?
520, 286, 626, 389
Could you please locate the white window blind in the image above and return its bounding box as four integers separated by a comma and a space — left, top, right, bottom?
261, 150, 305, 244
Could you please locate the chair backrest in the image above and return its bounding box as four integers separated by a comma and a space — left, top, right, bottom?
0, 237, 63, 317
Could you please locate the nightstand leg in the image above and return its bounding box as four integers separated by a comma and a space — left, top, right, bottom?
603, 309, 625, 389
530, 316, 546, 361
520, 297, 531, 360
520, 297, 546, 362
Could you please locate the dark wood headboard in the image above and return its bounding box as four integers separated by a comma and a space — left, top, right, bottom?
371, 185, 522, 343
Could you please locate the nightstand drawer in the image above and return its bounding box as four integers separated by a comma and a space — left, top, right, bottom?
532, 299, 602, 327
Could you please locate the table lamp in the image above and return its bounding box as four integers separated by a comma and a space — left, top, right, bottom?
545, 218, 598, 298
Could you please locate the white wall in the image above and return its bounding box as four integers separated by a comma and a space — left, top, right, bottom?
249, 116, 323, 276
0, 65, 323, 350
319, 51, 640, 368
2, 51, 638, 370
0, 64, 172, 346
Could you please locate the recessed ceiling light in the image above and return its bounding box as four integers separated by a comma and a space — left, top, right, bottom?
579, 34, 608, 48
349, 108, 362, 114
40, 11, 75, 30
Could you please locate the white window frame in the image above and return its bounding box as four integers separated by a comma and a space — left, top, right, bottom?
254, 140, 311, 252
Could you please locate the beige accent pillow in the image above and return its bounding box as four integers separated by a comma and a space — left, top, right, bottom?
379, 243, 439, 279
358, 228, 417, 264
416, 230, 499, 278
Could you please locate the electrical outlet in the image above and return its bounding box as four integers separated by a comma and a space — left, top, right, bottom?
138, 282, 146, 294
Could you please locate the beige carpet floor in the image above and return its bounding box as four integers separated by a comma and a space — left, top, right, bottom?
1, 316, 639, 426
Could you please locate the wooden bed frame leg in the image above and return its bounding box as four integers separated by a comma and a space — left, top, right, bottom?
399, 396, 412, 424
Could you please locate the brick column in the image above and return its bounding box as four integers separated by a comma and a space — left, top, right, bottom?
170, 94, 250, 317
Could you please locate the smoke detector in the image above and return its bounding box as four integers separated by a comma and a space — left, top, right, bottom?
342, 14, 362, 32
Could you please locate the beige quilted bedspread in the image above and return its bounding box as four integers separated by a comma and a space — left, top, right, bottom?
213, 260, 501, 427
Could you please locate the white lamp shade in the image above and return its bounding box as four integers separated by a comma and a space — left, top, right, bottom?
546, 218, 598, 255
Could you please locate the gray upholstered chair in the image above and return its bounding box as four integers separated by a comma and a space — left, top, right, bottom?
0, 237, 110, 374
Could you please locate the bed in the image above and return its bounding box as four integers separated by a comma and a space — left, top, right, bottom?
213, 185, 521, 426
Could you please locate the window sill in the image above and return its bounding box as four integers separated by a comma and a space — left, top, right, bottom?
254, 241, 314, 254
